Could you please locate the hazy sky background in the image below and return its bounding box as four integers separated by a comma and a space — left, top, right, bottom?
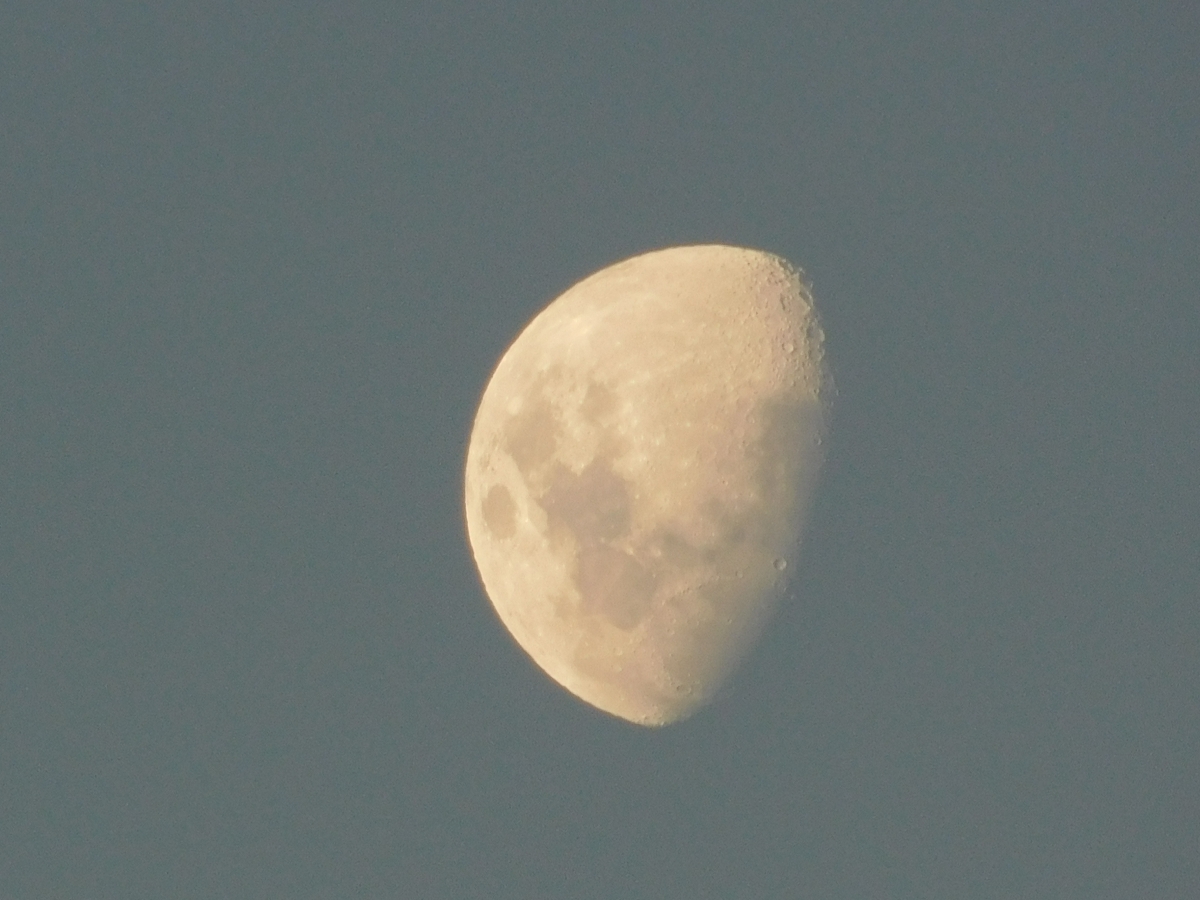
2, 2, 1197, 897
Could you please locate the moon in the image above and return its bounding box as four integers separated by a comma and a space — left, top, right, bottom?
464, 244, 830, 726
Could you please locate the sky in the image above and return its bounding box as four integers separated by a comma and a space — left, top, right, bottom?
2, 2, 1197, 897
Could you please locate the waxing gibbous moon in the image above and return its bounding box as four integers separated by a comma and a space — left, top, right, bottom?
464, 244, 829, 726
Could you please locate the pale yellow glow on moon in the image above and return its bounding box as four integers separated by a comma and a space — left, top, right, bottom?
464, 245, 830, 726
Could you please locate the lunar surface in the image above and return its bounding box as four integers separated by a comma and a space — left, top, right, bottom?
464, 244, 829, 726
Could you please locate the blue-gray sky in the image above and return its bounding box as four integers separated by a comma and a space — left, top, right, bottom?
2, 2, 1197, 897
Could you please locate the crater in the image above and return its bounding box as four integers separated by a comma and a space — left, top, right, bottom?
481, 484, 517, 539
